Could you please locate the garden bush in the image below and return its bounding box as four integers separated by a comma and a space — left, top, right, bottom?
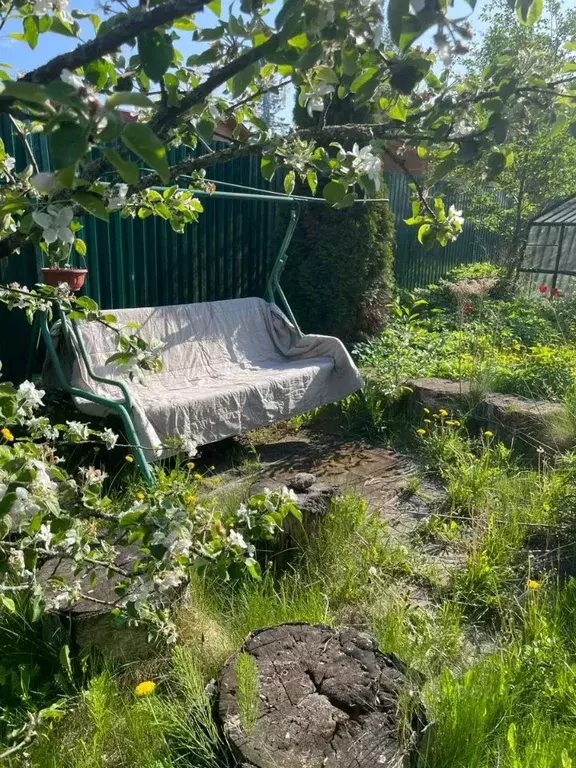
355, 276, 576, 402
282, 94, 395, 342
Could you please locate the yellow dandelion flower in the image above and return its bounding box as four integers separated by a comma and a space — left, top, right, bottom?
438, 409, 448, 417
136, 492, 145, 500
1, 427, 14, 442
423, 418, 431, 424
186, 461, 195, 470
193, 472, 203, 481
445, 420, 455, 426
452, 420, 461, 427
527, 580, 541, 591
134, 680, 156, 697
416, 429, 426, 436
185, 493, 196, 504
125, 455, 134, 463
483, 430, 494, 438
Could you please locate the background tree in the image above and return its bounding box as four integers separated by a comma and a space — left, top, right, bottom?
425, 0, 576, 272
0, 0, 565, 272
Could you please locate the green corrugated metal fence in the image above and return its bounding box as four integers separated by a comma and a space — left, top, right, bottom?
386, 173, 504, 289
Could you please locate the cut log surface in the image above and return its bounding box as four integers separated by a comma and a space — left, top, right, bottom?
218, 623, 425, 768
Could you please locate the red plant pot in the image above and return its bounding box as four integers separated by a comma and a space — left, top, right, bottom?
41, 267, 88, 292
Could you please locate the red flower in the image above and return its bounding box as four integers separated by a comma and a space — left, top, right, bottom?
550, 287, 562, 298
463, 303, 473, 314
539, 284, 548, 294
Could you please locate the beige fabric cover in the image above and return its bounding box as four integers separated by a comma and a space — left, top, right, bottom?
62, 298, 363, 457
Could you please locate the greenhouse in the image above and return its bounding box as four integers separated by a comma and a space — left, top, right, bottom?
523, 195, 576, 291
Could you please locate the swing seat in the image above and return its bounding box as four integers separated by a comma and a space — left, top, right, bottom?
49, 297, 363, 458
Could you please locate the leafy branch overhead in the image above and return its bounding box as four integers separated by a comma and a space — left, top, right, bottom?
0, 0, 566, 258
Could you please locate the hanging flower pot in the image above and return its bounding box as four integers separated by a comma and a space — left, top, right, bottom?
41, 267, 88, 292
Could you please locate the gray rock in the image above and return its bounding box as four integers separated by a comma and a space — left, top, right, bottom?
405, 377, 471, 416
476, 394, 573, 455
288, 473, 316, 492
218, 623, 426, 768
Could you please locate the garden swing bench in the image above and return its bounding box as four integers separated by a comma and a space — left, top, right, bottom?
40, 184, 368, 484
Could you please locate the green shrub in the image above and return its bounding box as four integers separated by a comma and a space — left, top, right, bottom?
283, 93, 395, 341
444, 262, 505, 282
283, 189, 395, 340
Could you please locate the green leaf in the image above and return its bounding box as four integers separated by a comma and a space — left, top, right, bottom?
72, 192, 109, 222
388, 99, 408, 122
260, 156, 277, 181
49, 122, 90, 170
59, 645, 74, 680
287, 32, 308, 49
102, 148, 140, 185
73, 238, 87, 257
516, 0, 543, 25
84, 60, 108, 90
1, 80, 47, 104
49, 17, 79, 37
306, 169, 318, 195
122, 123, 170, 184
488, 113, 508, 144
207, 0, 221, 15
388, 0, 410, 46
323, 180, 347, 204
229, 62, 258, 97
197, 117, 215, 143
106, 91, 154, 108
570, 122, 576, 138
316, 66, 339, 85
23, 16, 39, 49
138, 31, 174, 81
350, 68, 377, 94
0, 596, 15, 612
284, 170, 296, 195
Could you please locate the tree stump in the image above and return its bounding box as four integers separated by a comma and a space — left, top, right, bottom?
250, 473, 340, 548
218, 623, 426, 768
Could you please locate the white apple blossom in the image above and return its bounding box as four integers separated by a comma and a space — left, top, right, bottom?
447, 205, 465, 227
31, 460, 57, 491
79, 466, 108, 485
305, 81, 335, 117
280, 486, 298, 502
32, 206, 75, 245
228, 529, 248, 549
31, 172, 57, 194
17, 380, 45, 410
2, 156, 15, 176
65, 420, 90, 441
37, 523, 53, 548
100, 427, 119, 450
60, 68, 84, 91
350, 143, 382, 190
108, 183, 129, 211
28, 417, 59, 441
10, 487, 40, 527
53, 0, 73, 23
154, 569, 185, 593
